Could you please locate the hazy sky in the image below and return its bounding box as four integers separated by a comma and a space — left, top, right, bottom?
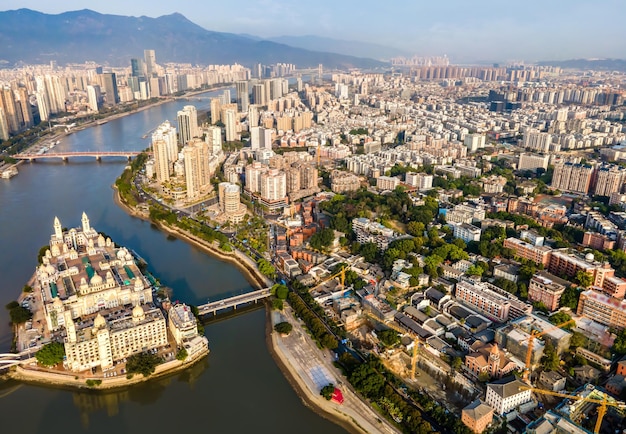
1, 0, 624, 62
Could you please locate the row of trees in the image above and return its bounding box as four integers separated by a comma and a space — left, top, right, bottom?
287, 292, 338, 350
337, 354, 471, 434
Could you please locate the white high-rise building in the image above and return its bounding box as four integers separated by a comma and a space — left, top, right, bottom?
153, 139, 171, 183
86, 85, 101, 112
518, 153, 549, 172
260, 169, 286, 202
152, 121, 178, 163
225, 109, 237, 142
245, 162, 266, 193
250, 126, 262, 150
236, 80, 249, 112
464, 134, 486, 152
183, 139, 212, 199
248, 104, 259, 127
204, 126, 222, 155
177, 105, 199, 145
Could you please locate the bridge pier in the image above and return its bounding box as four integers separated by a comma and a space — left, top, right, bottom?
95, 155, 101, 161
62, 156, 68, 162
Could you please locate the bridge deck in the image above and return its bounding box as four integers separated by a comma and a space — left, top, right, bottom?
198, 288, 271, 315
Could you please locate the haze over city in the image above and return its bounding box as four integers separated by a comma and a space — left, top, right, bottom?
2, 0, 625, 62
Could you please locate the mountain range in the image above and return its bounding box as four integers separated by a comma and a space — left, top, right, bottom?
0, 9, 386, 69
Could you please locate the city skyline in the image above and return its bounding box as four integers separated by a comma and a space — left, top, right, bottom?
0, 0, 624, 63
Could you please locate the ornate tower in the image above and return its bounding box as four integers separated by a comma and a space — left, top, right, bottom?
81, 212, 91, 233
488, 343, 501, 378
53, 216, 63, 239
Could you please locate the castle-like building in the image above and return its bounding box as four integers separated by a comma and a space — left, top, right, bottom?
37, 213, 207, 372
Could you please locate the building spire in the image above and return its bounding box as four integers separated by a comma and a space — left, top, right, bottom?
81, 212, 90, 233
54, 216, 62, 239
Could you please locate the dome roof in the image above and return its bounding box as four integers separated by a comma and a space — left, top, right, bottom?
93, 313, 106, 329
132, 304, 144, 318
585, 253, 595, 262
90, 274, 103, 286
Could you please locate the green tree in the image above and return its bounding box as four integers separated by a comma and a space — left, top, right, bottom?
560, 286, 581, 310
466, 264, 484, 277
549, 311, 573, 329
570, 331, 588, 349
8, 305, 32, 324
309, 228, 335, 251
359, 242, 378, 263
274, 322, 293, 335
575, 270, 593, 288
612, 329, 626, 356
35, 342, 65, 367
176, 348, 188, 361
272, 298, 284, 310
378, 329, 400, 347
320, 383, 335, 400
126, 352, 162, 377
541, 340, 560, 371
451, 356, 463, 372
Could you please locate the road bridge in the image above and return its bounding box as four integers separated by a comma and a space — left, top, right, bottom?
197, 288, 271, 316
13, 151, 143, 162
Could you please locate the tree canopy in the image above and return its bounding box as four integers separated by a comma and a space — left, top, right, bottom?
274, 321, 293, 335
35, 342, 65, 367
126, 352, 162, 377
309, 227, 335, 251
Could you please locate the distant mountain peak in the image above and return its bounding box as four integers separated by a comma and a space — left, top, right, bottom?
0, 9, 386, 68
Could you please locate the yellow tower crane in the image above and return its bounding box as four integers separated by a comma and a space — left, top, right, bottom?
523, 318, 576, 382
309, 266, 346, 292
520, 386, 626, 434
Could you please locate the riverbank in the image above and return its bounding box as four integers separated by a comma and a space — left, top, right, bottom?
8, 348, 209, 391
112, 187, 272, 291
113, 188, 397, 434
3, 83, 234, 174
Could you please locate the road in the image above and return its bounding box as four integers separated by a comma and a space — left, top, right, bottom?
272, 306, 401, 434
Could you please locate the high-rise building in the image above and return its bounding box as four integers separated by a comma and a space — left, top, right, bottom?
152, 121, 178, 163
551, 162, 594, 194
130, 58, 144, 78
250, 126, 261, 150
252, 83, 266, 106
210, 98, 221, 124
248, 105, 259, 128
0, 107, 9, 140
86, 85, 101, 112
236, 81, 249, 112
204, 126, 222, 155
594, 165, 625, 197
177, 105, 199, 145
183, 139, 211, 199
224, 109, 236, 142
260, 169, 286, 202
144, 49, 156, 77
245, 162, 266, 193
16, 87, 33, 129
100, 73, 119, 105
153, 139, 171, 183
518, 153, 550, 172
0, 87, 19, 133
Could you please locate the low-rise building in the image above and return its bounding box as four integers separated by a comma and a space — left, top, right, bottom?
503, 237, 552, 266
577, 288, 626, 329
452, 223, 481, 243
462, 400, 494, 433
494, 264, 520, 283
465, 342, 517, 379
485, 377, 532, 415
455, 279, 532, 322
527, 271, 570, 312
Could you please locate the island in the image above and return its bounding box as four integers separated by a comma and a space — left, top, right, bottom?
8, 213, 208, 389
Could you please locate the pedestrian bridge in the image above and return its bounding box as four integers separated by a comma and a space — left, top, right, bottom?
0, 350, 33, 371
14, 151, 143, 162
197, 288, 271, 316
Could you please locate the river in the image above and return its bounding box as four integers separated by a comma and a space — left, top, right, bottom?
0, 90, 346, 434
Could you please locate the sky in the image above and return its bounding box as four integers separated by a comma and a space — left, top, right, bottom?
1, 0, 624, 63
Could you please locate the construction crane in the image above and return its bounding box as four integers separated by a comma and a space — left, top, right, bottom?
365, 312, 420, 380
310, 265, 346, 292
523, 318, 576, 381
520, 386, 626, 434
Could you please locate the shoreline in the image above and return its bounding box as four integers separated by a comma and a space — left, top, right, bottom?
113, 189, 384, 434
4, 83, 235, 173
